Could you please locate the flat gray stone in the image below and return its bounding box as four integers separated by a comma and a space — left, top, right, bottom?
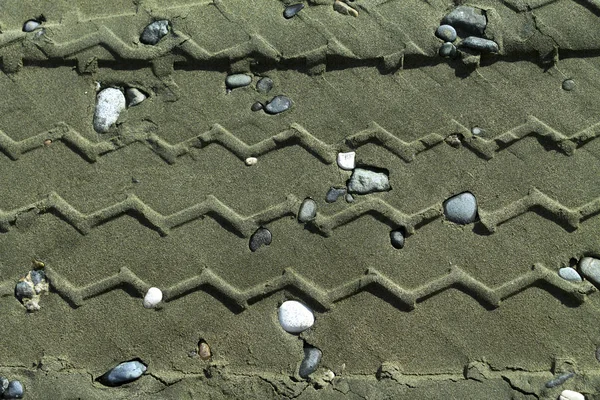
442, 6, 486, 35
345, 194, 354, 203
436, 25, 457, 42
284, 3, 305, 19
298, 198, 317, 223
326, 187, 346, 203
256, 77, 274, 93
250, 227, 272, 252
4, 381, 23, 399
98, 360, 147, 386
265, 95, 292, 114
93, 88, 126, 133
461, 36, 499, 53
390, 229, 405, 249
439, 42, 457, 58
443, 192, 478, 224
347, 168, 390, 194
580, 257, 600, 285
558, 267, 582, 283
140, 20, 170, 45
226, 74, 252, 89
299, 347, 322, 378
23, 20, 41, 32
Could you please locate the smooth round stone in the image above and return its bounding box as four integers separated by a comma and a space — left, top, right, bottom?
558, 267, 582, 283
249, 227, 272, 252
436, 24, 457, 42
390, 229, 405, 249
93, 88, 126, 133
256, 77, 274, 94
579, 257, 600, 285
337, 151, 355, 170
0, 377, 8, 395
226, 74, 252, 89
99, 360, 147, 386
443, 192, 478, 224
126, 88, 146, 107
265, 95, 292, 114
143, 287, 163, 308
23, 20, 41, 32
439, 42, 457, 58
278, 300, 314, 333
15, 281, 34, 300
298, 198, 317, 223
140, 20, 170, 45
562, 79, 575, 91
251, 101, 264, 111
559, 390, 585, 400
4, 381, 23, 399
299, 347, 322, 378
198, 341, 211, 360
284, 3, 305, 19
461, 36, 499, 53
245, 157, 258, 166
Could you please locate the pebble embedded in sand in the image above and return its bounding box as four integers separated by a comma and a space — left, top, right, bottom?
256, 77, 274, 94
337, 151, 356, 170
284, 3, 305, 19
558, 267, 582, 283
93, 88, 126, 133
278, 300, 314, 333
390, 229, 405, 249
23, 19, 41, 32
249, 227, 272, 252
326, 187, 346, 203
580, 257, 600, 285
298, 198, 317, 223
226, 74, 252, 89
443, 192, 478, 224
245, 157, 258, 166
143, 287, 163, 309
461, 37, 499, 53
439, 42, 457, 58
265, 95, 292, 114
98, 360, 147, 386
347, 168, 391, 194
442, 6, 487, 35
436, 25, 457, 42
559, 390, 585, 400
345, 194, 354, 203
4, 381, 23, 399
140, 20, 170, 45
198, 341, 211, 360
126, 88, 146, 107
471, 127, 483, 135
562, 79, 575, 91
299, 347, 322, 378
251, 102, 264, 112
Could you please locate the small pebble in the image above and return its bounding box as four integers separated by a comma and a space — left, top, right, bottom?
546, 372, 575, 388
4, 381, 23, 399
249, 227, 272, 252
299, 347, 322, 378
579, 257, 600, 285
140, 20, 170, 45
442, 6, 487, 35
439, 42, 457, 58
461, 36, 499, 53
284, 3, 305, 19
245, 157, 258, 166
333, 0, 358, 17
436, 25, 457, 42
93, 88, 126, 133
15, 281, 34, 300
23, 19, 41, 32
226, 74, 252, 89
347, 168, 391, 194
256, 77, 274, 94
337, 151, 356, 170
326, 187, 346, 203
559, 390, 585, 400
98, 360, 147, 386
278, 300, 314, 333
126, 88, 146, 107
390, 229, 405, 249
345, 194, 354, 203
558, 267, 583, 283
298, 198, 317, 223
443, 192, 478, 224
265, 95, 292, 115
43, 139, 52, 146
562, 79, 575, 91
251, 102, 264, 112
471, 127, 483, 135
198, 341, 211, 360
143, 287, 163, 309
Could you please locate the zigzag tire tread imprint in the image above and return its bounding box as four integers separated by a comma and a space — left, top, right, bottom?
1, 0, 600, 399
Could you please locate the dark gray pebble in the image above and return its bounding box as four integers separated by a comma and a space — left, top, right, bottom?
298, 198, 317, 223
15, 282, 34, 300
562, 79, 575, 91
299, 347, 322, 378
249, 227, 272, 252
443, 192, 478, 224
98, 360, 147, 386
461, 36, 498, 53
347, 168, 391, 194
30, 270, 45, 285
140, 20, 170, 45
256, 77, 274, 94
436, 25, 457, 42
545, 372, 575, 388
439, 42, 457, 58
226, 74, 252, 89
442, 6, 487, 35
251, 102, 264, 112
284, 3, 305, 19
390, 229, 405, 249
4, 380, 23, 399
326, 187, 346, 203
265, 95, 292, 115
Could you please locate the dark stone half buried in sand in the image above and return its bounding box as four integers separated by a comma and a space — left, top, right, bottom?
249, 227, 272, 252
299, 347, 322, 378
97, 360, 147, 387
140, 20, 170, 45
265, 95, 292, 114
284, 3, 305, 19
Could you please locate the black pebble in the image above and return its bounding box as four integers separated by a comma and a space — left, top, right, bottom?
299, 347, 322, 378
249, 227, 272, 252
251, 102, 264, 112
284, 3, 305, 19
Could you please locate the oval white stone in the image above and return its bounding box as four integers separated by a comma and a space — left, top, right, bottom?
559, 390, 585, 400
143, 287, 163, 308
93, 88, 126, 133
337, 151, 356, 170
245, 157, 258, 166
278, 300, 314, 333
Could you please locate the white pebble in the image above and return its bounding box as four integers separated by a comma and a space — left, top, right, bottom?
337, 151, 356, 170
93, 88, 126, 133
245, 157, 258, 166
23, 20, 41, 32
558, 267, 582, 283
471, 127, 482, 135
560, 390, 585, 400
278, 300, 314, 333
143, 287, 163, 308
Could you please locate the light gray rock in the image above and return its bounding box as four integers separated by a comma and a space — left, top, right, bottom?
442, 6, 486, 35
347, 168, 390, 194
345, 194, 354, 203
256, 77, 274, 93
4, 381, 23, 399
580, 257, 600, 285
265, 95, 292, 114
299, 347, 322, 378
140, 20, 170, 45
284, 3, 305, 19
562, 79, 575, 91
390, 229, 405, 249
439, 42, 457, 58
93, 88, 126, 133
461, 36, 499, 53
436, 25, 457, 42
126, 88, 146, 107
98, 360, 147, 386
558, 267, 582, 283
15, 281, 34, 300
298, 198, 317, 223
443, 192, 478, 224
23, 20, 41, 32
226, 74, 252, 89
326, 187, 346, 203
249, 227, 272, 252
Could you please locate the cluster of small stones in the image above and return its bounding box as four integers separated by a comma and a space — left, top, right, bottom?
14, 262, 49, 312
0, 377, 24, 399
226, 73, 292, 116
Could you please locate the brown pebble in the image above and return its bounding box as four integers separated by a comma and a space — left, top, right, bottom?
43, 139, 52, 146
199, 341, 211, 360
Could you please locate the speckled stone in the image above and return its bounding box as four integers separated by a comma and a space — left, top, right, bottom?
278, 300, 314, 333
442, 6, 486, 35
443, 192, 478, 224
249, 227, 272, 252
461, 36, 499, 53
284, 3, 305, 19
265, 95, 292, 114
558, 267, 582, 283
436, 25, 457, 42
347, 168, 391, 194
299, 347, 322, 378
140, 20, 170, 45
298, 198, 317, 223
98, 360, 147, 386
93, 88, 126, 133
439, 42, 457, 58
256, 77, 274, 94
226, 74, 252, 89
